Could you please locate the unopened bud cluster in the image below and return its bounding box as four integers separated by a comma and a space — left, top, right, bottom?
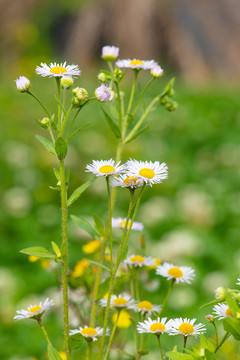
61, 76, 74, 89
72, 87, 88, 106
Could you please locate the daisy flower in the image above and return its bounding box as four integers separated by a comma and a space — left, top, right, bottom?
237, 277, 240, 285
36, 62, 81, 78
102, 46, 119, 61
15, 76, 31, 92
126, 159, 168, 186
14, 298, 54, 320
70, 326, 109, 342
137, 317, 171, 335
169, 318, 206, 337
116, 59, 157, 70
112, 217, 144, 231
95, 84, 113, 102
156, 262, 195, 284
150, 65, 164, 78
147, 258, 161, 270
86, 159, 125, 177
100, 294, 135, 309
132, 300, 161, 316
213, 303, 234, 320
111, 174, 144, 188
124, 255, 155, 268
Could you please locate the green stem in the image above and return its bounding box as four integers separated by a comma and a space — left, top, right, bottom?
27, 91, 51, 117
38, 318, 52, 345
60, 105, 73, 137
106, 177, 113, 273
135, 269, 140, 302
159, 279, 175, 316
130, 276, 139, 360
115, 81, 123, 133
183, 336, 187, 353
213, 322, 218, 349
59, 159, 70, 360
56, 78, 61, 131
66, 108, 81, 139
104, 310, 121, 360
86, 341, 93, 360
131, 78, 154, 116
214, 332, 231, 353
122, 70, 138, 139
157, 335, 164, 360
48, 128, 55, 144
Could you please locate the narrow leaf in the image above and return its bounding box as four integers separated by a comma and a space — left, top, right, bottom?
200, 299, 220, 309
200, 334, 214, 352
49, 186, 61, 191
86, 259, 111, 273
35, 135, 56, 156
93, 214, 104, 236
223, 318, 240, 340
67, 177, 97, 206
162, 77, 175, 97
53, 168, 60, 181
69, 333, 84, 351
205, 349, 216, 360
226, 291, 239, 317
120, 244, 128, 263
48, 344, 63, 360
51, 242, 61, 257
100, 70, 113, 79
166, 352, 193, 360
102, 108, 121, 138
67, 123, 90, 142
124, 125, 150, 144
20, 247, 55, 259
71, 215, 100, 239
96, 276, 111, 301
55, 137, 68, 160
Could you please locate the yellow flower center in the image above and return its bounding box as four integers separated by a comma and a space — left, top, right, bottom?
138, 301, 153, 310
179, 323, 194, 335
123, 176, 140, 186
130, 60, 144, 66
118, 220, 131, 228
99, 165, 116, 174
50, 66, 67, 75
29, 305, 42, 314
82, 240, 101, 254
130, 255, 145, 263
150, 322, 166, 332
154, 259, 161, 266
139, 168, 155, 179
81, 327, 97, 336
168, 267, 183, 278
113, 297, 128, 306
225, 307, 233, 317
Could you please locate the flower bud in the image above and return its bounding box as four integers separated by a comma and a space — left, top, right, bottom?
61, 76, 74, 89
114, 67, 123, 80
40, 117, 50, 128
215, 287, 226, 301
95, 84, 113, 102
150, 65, 164, 79
72, 87, 88, 101
102, 45, 119, 62
15, 76, 31, 92
98, 72, 107, 82
166, 101, 178, 112
205, 314, 215, 323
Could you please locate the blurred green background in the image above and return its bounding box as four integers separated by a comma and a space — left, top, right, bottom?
1, 0, 240, 359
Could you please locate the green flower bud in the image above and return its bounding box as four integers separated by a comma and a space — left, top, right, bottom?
61, 76, 74, 89
205, 314, 215, 323
98, 72, 107, 82
72, 87, 88, 101
215, 287, 226, 301
39, 117, 50, 129
114, 67, 123, 80
166, 101, 178, 112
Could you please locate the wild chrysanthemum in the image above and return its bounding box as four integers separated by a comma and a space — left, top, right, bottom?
156, 262, 195, 284
14, 298, 54, 320
116, 59, 157, 70
169, 318, 206, 337
102, 46, 119, 61
124, 255, 155, 268
95, 84, 113, 102
111, 174, 144, 188
100, 294, 135, 309
112, 217, 144, 231
86, 159, 125, 177
137, 317, 171, 335
147, 258, 161, 270
69, 326, 109, 341
150, 65, 164, 78
213, 303, 234, 320
132, 300, 161, 316
15, 76, 31, 92
126, 159, 168, 186
36, 62, 81, 78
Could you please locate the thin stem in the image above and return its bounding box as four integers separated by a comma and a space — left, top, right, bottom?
59, 159, 70, 360
106, 177, 113, 273
66, 108, 81, 139
38, 319, 52, 345
60, 105, 73, 137
130, 276, 139, 360
131, 78, 154, 116
214, 332, 231, 353
159, 279, 175, 316
56, 78, 61, 131
115, 81, 123, 133
48, 128, 55, 144
135, 269, 140, 302
27, 91, 51, 117
104, 310, 121, 360
183, 336, 187, 353
213, 322, 218, 349
122, 70, 138, 139
86, 341, 93, 360
157, 335, 164, 360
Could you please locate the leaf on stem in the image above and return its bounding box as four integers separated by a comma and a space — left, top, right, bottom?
67, 123, 90, 142
35, 135, 57, 156
162, 77, 175, 97
200, 299, 221, 309
20, 246, 55, 259
200, 334, 214, 352
223, 318, 240, 340
100, 70, 113, 80
53, 168, 60, 181
67, 177, 97, 206
48, 344, 63, 360
205, 349, 216, 360
166, 352, 193, 360
93, 214, 104, 237
55, 137, 68, 160
96, 276, 111, 300
71, 215, 100, 239
226, 290, 239, 317
124, 125, 150, 144
102, 108, 121, 139
86, 259, 111, 273
69, 333, 84, 351
51, 241, 61, 257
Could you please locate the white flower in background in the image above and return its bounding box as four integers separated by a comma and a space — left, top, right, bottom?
116, 59, 157, 70
150, 65, 164, 78
95, 84, 113, 102
132, 300, 161, 316
237, 277, 240, 285
70, 326, 109, 341
100, 294, 135, 309
126, 159, 168, 186
14, 298, 54, 320
213, 303, 234, 320
111, 174, 144, 188
124, 255, 155, 268
36, 62, 81, 78
156, 263, 195, 284
86, 159, 125, 177
112, 217, 144, 231
137, 317, 171, 335
169, 318, 206, 337
102, 46, 119, 61
15, 76, 31, 92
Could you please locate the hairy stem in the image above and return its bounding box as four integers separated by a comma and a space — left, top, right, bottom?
104, 310, 121, 360
38, 318, 52, 345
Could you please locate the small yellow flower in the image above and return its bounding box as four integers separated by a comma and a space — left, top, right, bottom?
28, 256, 40, 263
112, 310, 132, 328
82, 240, 101, 254
72, 259, 90, 278
41, 259, 50, 269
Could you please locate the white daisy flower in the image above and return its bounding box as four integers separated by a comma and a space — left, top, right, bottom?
156, 262, 195, 284
213, 303, 234, 320
132, 300, 161, 316
112, 217, 144, 231
86, 159, 125, 177
36, 62, 81, 78
137, 317, 171, 335
102, 46, 119, 61
99, 294, 135, 309
116, 59, 157, 70
15, 76, 31, 92
124, 255, 155, 268
14, 298, 54, 320
169, 318, 206, 337
237, 277, 240, 285
95, 84, 113, 102
70, 326, 109, 342
111, 174, 144, 188
126, 159, 168, 186
150, 65, 164, 78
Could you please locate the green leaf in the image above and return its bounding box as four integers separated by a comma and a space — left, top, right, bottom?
49, 186, 61, 191
162, 77, 175, 97
35, 135, 56, 156
96, 276, 111, 301
120, 244, 128, 263
71, 215, 100, 239
55, 137, 68, 160
69, 333, 84, 351
205, 349, 216, 360
166, 352, 193, 360
48, 344, 63, 360
200, 334, 214, 352
66, 168, 71, 184
100, 70, 113, 79
124, 125, 150, 144
68, 177, 96, 207
102, 108, 121, 138
226, 290, 239, 317
67, 123, 90, 142
51, 242, 61, 257
20, 247, 55, 259
93, 214, 104, 236
223, 317, 240, 340
86, 259, 111, 273
53, 168, 60, 181
200, 299, 220, 310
